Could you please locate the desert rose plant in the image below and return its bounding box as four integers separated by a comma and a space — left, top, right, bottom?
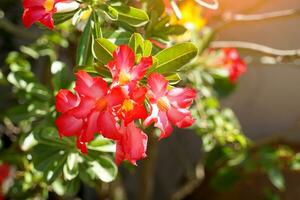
1, 0, 300, 199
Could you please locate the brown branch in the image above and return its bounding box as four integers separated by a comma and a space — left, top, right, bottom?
138, 132, 158, 200
210, 41, 300, 58
223, 9, 300, 22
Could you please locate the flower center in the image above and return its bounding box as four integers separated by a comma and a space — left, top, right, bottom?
44, 0, 55, 12
119, 71, 131, 85
95, 97, 108, 111
157, 97, 171, 112
121, 99, 134, 112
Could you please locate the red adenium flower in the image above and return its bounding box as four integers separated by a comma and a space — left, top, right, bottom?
144, 73, 196, 139
115, 122, 148, 165
107, 45, 153, 89
222, 48, 247, 83
115, 86, 148, 126
22, 0, 79, 29
55, 70, 126, 153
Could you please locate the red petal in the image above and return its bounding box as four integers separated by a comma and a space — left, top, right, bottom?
23, 0, 44, 8
39, 13, 55, 29
130, 86, 147, 103
113, 45, 135, 72
22, 8, 47, 28
155, 111, 173, 139
81, 111, 101, 142
68, 96, 95, 119
229, 59, 246, 83
107, 60, 118, 80
98, 110, 121, 140
107, 86, 127, 107
167, 107, 195, 128
55, 89, 80, 113
121, 104, 148, 126
0, 164, 10, 183
116, 122, 147, 165
144, 104, 173, 139
147, 73, 168, 99
143, 103, 159, 127
75, 70, 108, 99
167, 87, 196, 108
55, 113, 83, 137
76, 138, 88, 154
131, 56, 153, 81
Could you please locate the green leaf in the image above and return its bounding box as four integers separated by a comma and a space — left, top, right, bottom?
129, 33, 144, 56
152, 42, 198, 74
63, 153, 79, 180
143, 40, 153, 56
163, 25, 187, 35
76, 15, 93, 65
100, 5, 118, 20
32, 143, 68, 183
91, 11, 102, 38
93, 38, 117, 64
53, 10, 78, 25
165, 73, 181, 85
268, 168, 285, 191
88, 136, 115, 153
7, 71, 35, 89
89, 156, 118, 183
103, 29, 131, 45
291, 153, 300, 170
111, 5, 149, 27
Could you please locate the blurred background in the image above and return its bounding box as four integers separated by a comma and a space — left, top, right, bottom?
1, 0, 300, 199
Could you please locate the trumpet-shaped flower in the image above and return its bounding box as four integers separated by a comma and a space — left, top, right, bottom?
144, 73, 196, 139
22, 0, 79, 29
107, 45, 153, 88
222, 48, 247, 83
55, 70, 126, 153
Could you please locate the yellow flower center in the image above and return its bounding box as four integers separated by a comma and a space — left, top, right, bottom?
119, 71, 131, 85
157, 97, 171, 112
121, 99, 134, 112
44, 0, 55, 12
95, 98, 108, 111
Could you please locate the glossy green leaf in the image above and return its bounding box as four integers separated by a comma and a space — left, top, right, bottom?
63, 153, 79, 180
89, 156, 118, 183
111, 5, 149, 27
165, 73, 181, 85
152, 42, 198, 74
88, 136, 115, 153
76, 16, 93, 66
93, 38, 117, 64
143, 40, 153, 56
129, 33, 144, 56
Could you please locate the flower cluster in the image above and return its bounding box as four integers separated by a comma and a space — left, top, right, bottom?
0, 164, 10, 200
205, 48, 247, 83
22, 0, 79, 29
222, 48, 247, 82
55, 45, 196, 165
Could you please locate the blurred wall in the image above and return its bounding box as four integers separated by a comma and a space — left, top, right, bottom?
218, 0, 300, 141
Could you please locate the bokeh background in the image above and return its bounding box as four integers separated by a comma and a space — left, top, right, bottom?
1, 0, 300, 199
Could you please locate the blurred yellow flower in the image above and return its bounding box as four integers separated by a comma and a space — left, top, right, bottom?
171, 0, 206, 31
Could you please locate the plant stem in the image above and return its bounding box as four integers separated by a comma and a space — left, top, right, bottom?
138, 132, 158, 200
